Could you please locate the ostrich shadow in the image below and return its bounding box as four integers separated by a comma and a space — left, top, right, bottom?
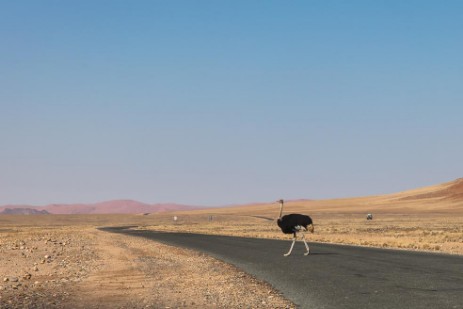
306, 252, 338, 256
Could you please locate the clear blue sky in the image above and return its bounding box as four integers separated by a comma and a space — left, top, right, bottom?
1, 1, 462, 206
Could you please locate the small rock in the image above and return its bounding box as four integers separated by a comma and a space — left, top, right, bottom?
3, 277, 9, 282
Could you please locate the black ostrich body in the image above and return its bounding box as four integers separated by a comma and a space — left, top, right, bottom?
277, 214, 313, 236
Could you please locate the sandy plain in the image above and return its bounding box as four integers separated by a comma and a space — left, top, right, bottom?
1, 179, 463, 308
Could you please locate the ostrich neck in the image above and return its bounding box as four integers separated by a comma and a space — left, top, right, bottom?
278, 202, 284, 219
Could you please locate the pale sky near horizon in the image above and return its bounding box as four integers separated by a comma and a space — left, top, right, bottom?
1, 1, 462, 206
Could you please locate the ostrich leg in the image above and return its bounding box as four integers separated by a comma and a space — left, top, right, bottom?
284, 236, 296, 256
301, 233, 310, 256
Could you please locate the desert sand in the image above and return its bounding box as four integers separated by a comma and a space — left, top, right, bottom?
1, 178, 462, 308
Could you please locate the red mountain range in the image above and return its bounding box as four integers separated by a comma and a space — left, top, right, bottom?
0, 200, 197, 215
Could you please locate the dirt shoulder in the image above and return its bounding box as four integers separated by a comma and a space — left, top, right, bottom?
0, 226, 295, 308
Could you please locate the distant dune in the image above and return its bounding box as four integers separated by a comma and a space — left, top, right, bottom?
174, 178, 463, 219
0, 200, 197, 215
290, 177, 463, 214
388, 178, 463, 202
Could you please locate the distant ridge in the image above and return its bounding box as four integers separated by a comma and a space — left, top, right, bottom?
0, 200, 198, 215
2, 178, 462, 215
394, 178, 463, 202
0, 208, 50, 215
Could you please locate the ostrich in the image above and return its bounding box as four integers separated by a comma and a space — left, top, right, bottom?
277, 199, 314, 256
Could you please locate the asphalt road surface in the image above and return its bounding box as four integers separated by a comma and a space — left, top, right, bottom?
101, 227, 463, 309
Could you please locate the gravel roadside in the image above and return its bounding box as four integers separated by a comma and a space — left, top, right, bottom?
0, 227, 295, 308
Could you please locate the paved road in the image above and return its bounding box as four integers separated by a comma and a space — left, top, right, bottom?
101, 227, 463, 309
